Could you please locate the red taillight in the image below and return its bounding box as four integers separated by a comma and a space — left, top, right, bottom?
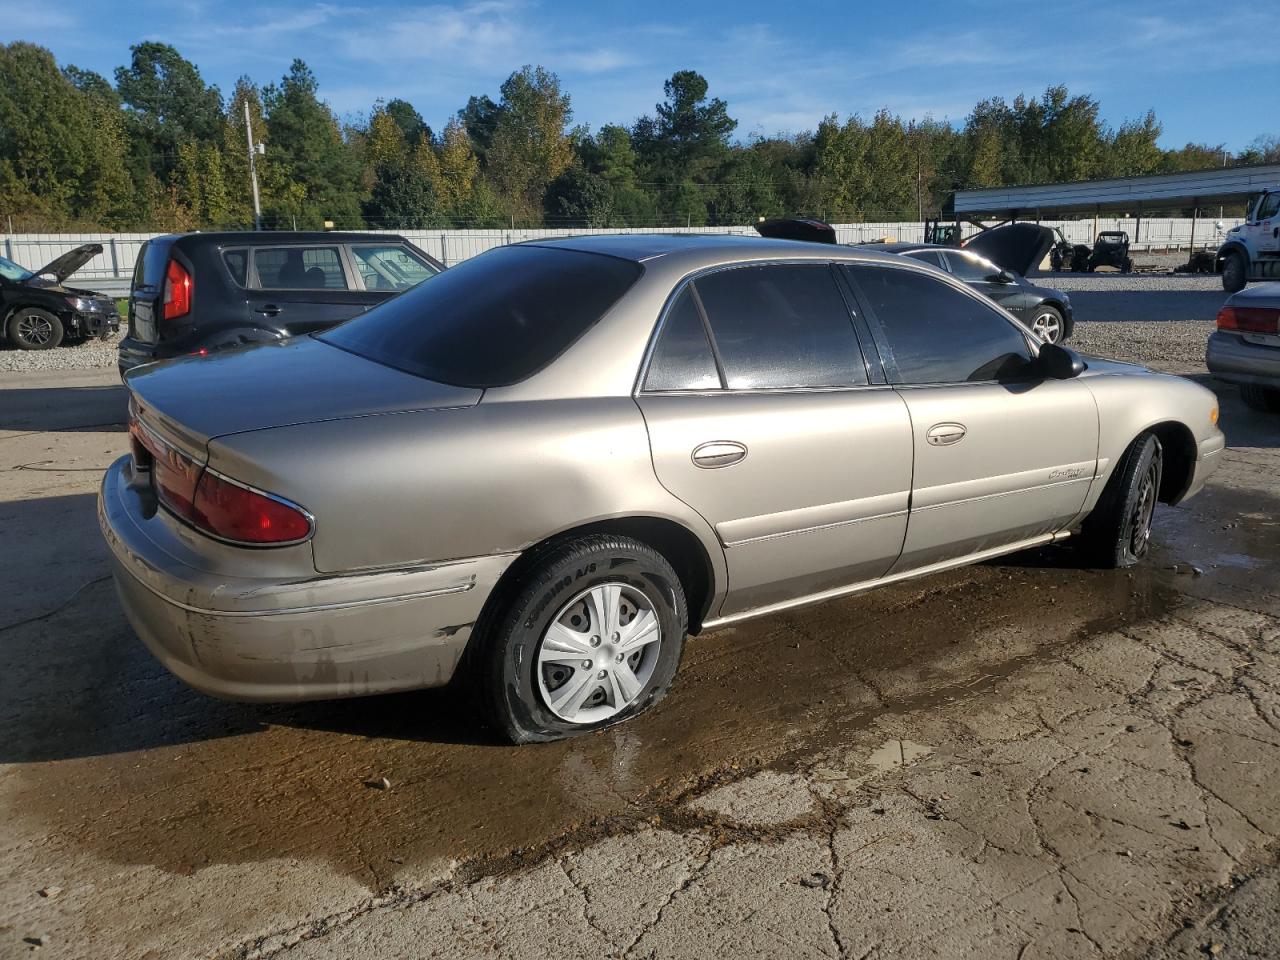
129, 416, 201, 515
129, 408, 311, 546
192, 472, 313, 545
163, 259, 192, 321
1217, 305, 1280, 334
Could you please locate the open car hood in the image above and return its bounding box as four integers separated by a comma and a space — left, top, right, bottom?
753, 218, 837, 244
34, 243, 102, 283
962, 224, 1053, 277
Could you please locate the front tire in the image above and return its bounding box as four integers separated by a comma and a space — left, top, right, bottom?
1078, 433, 1163, 569
7, 308, 64, 350
1029, 305, 1065, 344
1241, 384, 1280, 413
480, 535, 687, 743
1222, 252, 1247, 293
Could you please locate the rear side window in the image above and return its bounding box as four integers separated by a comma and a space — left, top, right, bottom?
253, 246, 348, 290
644, 288, 721, 391
223, 249, 248, 286
320, 245, 643, 388
693, 264, 866, 390
351, 244, 438, 291
904, 250, 945, 269
844, 265, 1032, 384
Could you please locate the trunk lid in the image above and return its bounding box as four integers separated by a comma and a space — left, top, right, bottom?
34, 243, 103, 283
963, 223, 1054, 277
125, 335, 482, 450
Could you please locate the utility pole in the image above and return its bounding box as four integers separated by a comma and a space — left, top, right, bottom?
244, 101, 263, 231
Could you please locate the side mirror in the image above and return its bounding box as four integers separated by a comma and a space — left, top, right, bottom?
986, 270, 1015, 284
1037, 342, 1085, 379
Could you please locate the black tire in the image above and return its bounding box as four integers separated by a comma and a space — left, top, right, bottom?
1078, 433, 1163, 569
7, 307, 64, 350
1241, 384, 1280, 413
1222, 251, 1247, 293
1122, 257, 1133, 273
479, 534, 687, 744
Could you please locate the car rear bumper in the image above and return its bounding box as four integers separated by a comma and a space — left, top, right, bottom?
99, 454, 515, 702
1206, 330, 1280, 388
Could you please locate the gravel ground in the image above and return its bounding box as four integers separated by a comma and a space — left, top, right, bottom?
0, 334, 119, 373
1072, 319, 1213, 367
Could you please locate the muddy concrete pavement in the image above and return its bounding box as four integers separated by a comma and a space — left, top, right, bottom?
1, 361, 1278, 959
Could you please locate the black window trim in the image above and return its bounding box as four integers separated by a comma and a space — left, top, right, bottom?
634, 258, 883, 398
840, 260, 1041, 389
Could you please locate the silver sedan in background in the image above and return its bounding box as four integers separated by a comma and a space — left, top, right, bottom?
1207, 282, 1280, 412
100, 235, 1224, 742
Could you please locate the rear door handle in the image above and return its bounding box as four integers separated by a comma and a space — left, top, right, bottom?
926, 422, 967, 446
692, 441, 747, 469
254, 304, 282, 317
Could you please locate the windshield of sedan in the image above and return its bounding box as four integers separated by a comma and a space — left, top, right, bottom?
0, 255, 34, 282
319, 245, 643, 388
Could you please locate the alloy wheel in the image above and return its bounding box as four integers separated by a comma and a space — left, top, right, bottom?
16, 314, 54, 347
535, 582, 662, 724
1129, 460, 1159, 557
1030, 311, 1061, 343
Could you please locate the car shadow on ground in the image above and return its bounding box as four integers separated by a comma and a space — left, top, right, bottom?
0, 384, 127, 433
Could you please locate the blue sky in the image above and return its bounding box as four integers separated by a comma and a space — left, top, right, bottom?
3, 0, 1272, 152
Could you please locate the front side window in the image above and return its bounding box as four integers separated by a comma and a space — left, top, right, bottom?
692, 264, 866, 390
351, 245, 439, 292
1257, 192, 1280, 221
644, 288, 721, 392
845, 265, 1032, 385
320, 245, 642, 388
943, 252, 999, 282
252, 246, 348, 290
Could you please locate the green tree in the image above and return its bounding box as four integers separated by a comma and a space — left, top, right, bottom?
812, 114, 867, 218
457, 94, 501, 163
385, 98, 431, 146
0, 42, 131, 228
1107, 112, 1164, 177
262, 59, 362, 228
544, 164, 613, 225
486, 65, 574, 223
115, 42, 223, 185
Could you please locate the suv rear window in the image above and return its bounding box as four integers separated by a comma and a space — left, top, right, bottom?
320, 245, 643, 388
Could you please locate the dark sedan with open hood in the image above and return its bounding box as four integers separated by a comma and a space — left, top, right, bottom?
0, 243, 121, 349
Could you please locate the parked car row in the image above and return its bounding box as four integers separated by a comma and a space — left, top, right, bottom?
101, 233, 1225, 742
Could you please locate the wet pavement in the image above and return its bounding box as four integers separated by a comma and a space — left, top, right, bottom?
1, 360, 1278, 959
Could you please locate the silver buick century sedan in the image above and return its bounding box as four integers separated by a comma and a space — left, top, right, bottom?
100, 235, 1225, 742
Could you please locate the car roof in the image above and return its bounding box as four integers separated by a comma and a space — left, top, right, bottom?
525, 233, 909, 269
163, 231, 412, 246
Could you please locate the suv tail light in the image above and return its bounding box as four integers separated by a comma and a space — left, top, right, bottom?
1216, 305, 1279, 335
128, 408, 312, 546
163, 259, 192, 321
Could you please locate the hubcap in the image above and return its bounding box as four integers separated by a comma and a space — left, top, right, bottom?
17, 315, 53, 346
1129, 460, 1159, 557
1031, 311, 1061, 343
536, 582, 662, 724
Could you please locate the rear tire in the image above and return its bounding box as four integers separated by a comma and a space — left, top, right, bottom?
479, 535, 687, 744
1222, 252, 1247, 293
7, 308, 64, 350
1241, 384, 1280, 413
1078, 433, 1163, 569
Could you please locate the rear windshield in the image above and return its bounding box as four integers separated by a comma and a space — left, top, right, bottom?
319, 245, 643, 388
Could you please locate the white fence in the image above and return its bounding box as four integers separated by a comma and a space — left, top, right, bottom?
0, 217, 1244, 295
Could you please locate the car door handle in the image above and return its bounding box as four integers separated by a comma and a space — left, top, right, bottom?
691, 441, 747, 469
926, 422, 967, 446
254, 304, 282, 317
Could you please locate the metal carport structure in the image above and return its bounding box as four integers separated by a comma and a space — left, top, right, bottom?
947, 163, 1280, 253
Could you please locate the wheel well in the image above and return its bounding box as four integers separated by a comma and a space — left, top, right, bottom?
1148, 421, 1196, 504
1215, 244, 1247, 272
484, 517, 717, 636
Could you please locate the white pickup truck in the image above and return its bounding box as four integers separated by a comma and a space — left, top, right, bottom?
1218, 187, 1280, 291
